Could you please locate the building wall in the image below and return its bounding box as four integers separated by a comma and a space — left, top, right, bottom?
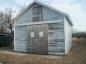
15, 7, 32, 25
14, 3, 68, 54
64, 17, 72, 54
42, 7, 63, 21
14, 26, 28, 52
48, 22, 65, 55
15, 3, 64, 26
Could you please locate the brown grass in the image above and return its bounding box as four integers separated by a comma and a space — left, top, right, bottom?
0, 38, 86, 64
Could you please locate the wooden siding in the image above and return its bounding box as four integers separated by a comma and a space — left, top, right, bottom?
14, 2, 72, 55
32, 3, 43, 22
42, 6, 64, 21
28, 24, 48, 54
15, 7, 32, 25
48, 22, 65, 54
14, 26, 28, 52
15, 3, 64, 26
14, 21, 66, 54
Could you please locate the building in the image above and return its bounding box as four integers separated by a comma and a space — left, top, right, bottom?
14, 0, 73, 55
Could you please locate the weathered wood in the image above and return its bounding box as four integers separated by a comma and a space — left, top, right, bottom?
48, 23, 65, 53
14, 26, 28, 52
28, 24, 48, 54
14, 1, 72, 55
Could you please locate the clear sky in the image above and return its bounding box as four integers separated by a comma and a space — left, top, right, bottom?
0, 0, 86, 32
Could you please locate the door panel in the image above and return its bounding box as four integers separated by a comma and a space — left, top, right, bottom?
28, 24, 48, 54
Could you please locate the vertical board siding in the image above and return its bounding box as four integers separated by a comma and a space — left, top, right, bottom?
14, 26, 28, 52
28, 24, 48, 54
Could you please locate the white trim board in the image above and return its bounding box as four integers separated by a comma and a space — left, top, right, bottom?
15, 20, 62, 26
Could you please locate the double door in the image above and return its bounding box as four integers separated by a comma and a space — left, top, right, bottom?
28, 24, 48, 54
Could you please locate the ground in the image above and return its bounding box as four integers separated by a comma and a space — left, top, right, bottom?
0, 38, 86, 64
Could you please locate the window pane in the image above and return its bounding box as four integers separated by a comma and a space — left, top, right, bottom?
39, 32, 43, 37
31, 32, 34, 37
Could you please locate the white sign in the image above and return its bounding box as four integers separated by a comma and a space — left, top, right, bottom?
31, 32, 34, 37
39, 32, 43, 37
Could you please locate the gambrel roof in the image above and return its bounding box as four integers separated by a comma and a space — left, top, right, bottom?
15, 0, 73, 26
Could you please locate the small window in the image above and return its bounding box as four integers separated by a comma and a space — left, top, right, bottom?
39, 32, 43, 37
31, 32, 34, 37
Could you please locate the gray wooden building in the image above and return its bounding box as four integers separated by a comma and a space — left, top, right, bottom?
14, 1, 73, 55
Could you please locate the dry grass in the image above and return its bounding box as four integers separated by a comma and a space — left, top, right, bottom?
0, 38, 86, 64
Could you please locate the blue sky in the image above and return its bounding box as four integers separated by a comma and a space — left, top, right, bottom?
0, 0, 86, 32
